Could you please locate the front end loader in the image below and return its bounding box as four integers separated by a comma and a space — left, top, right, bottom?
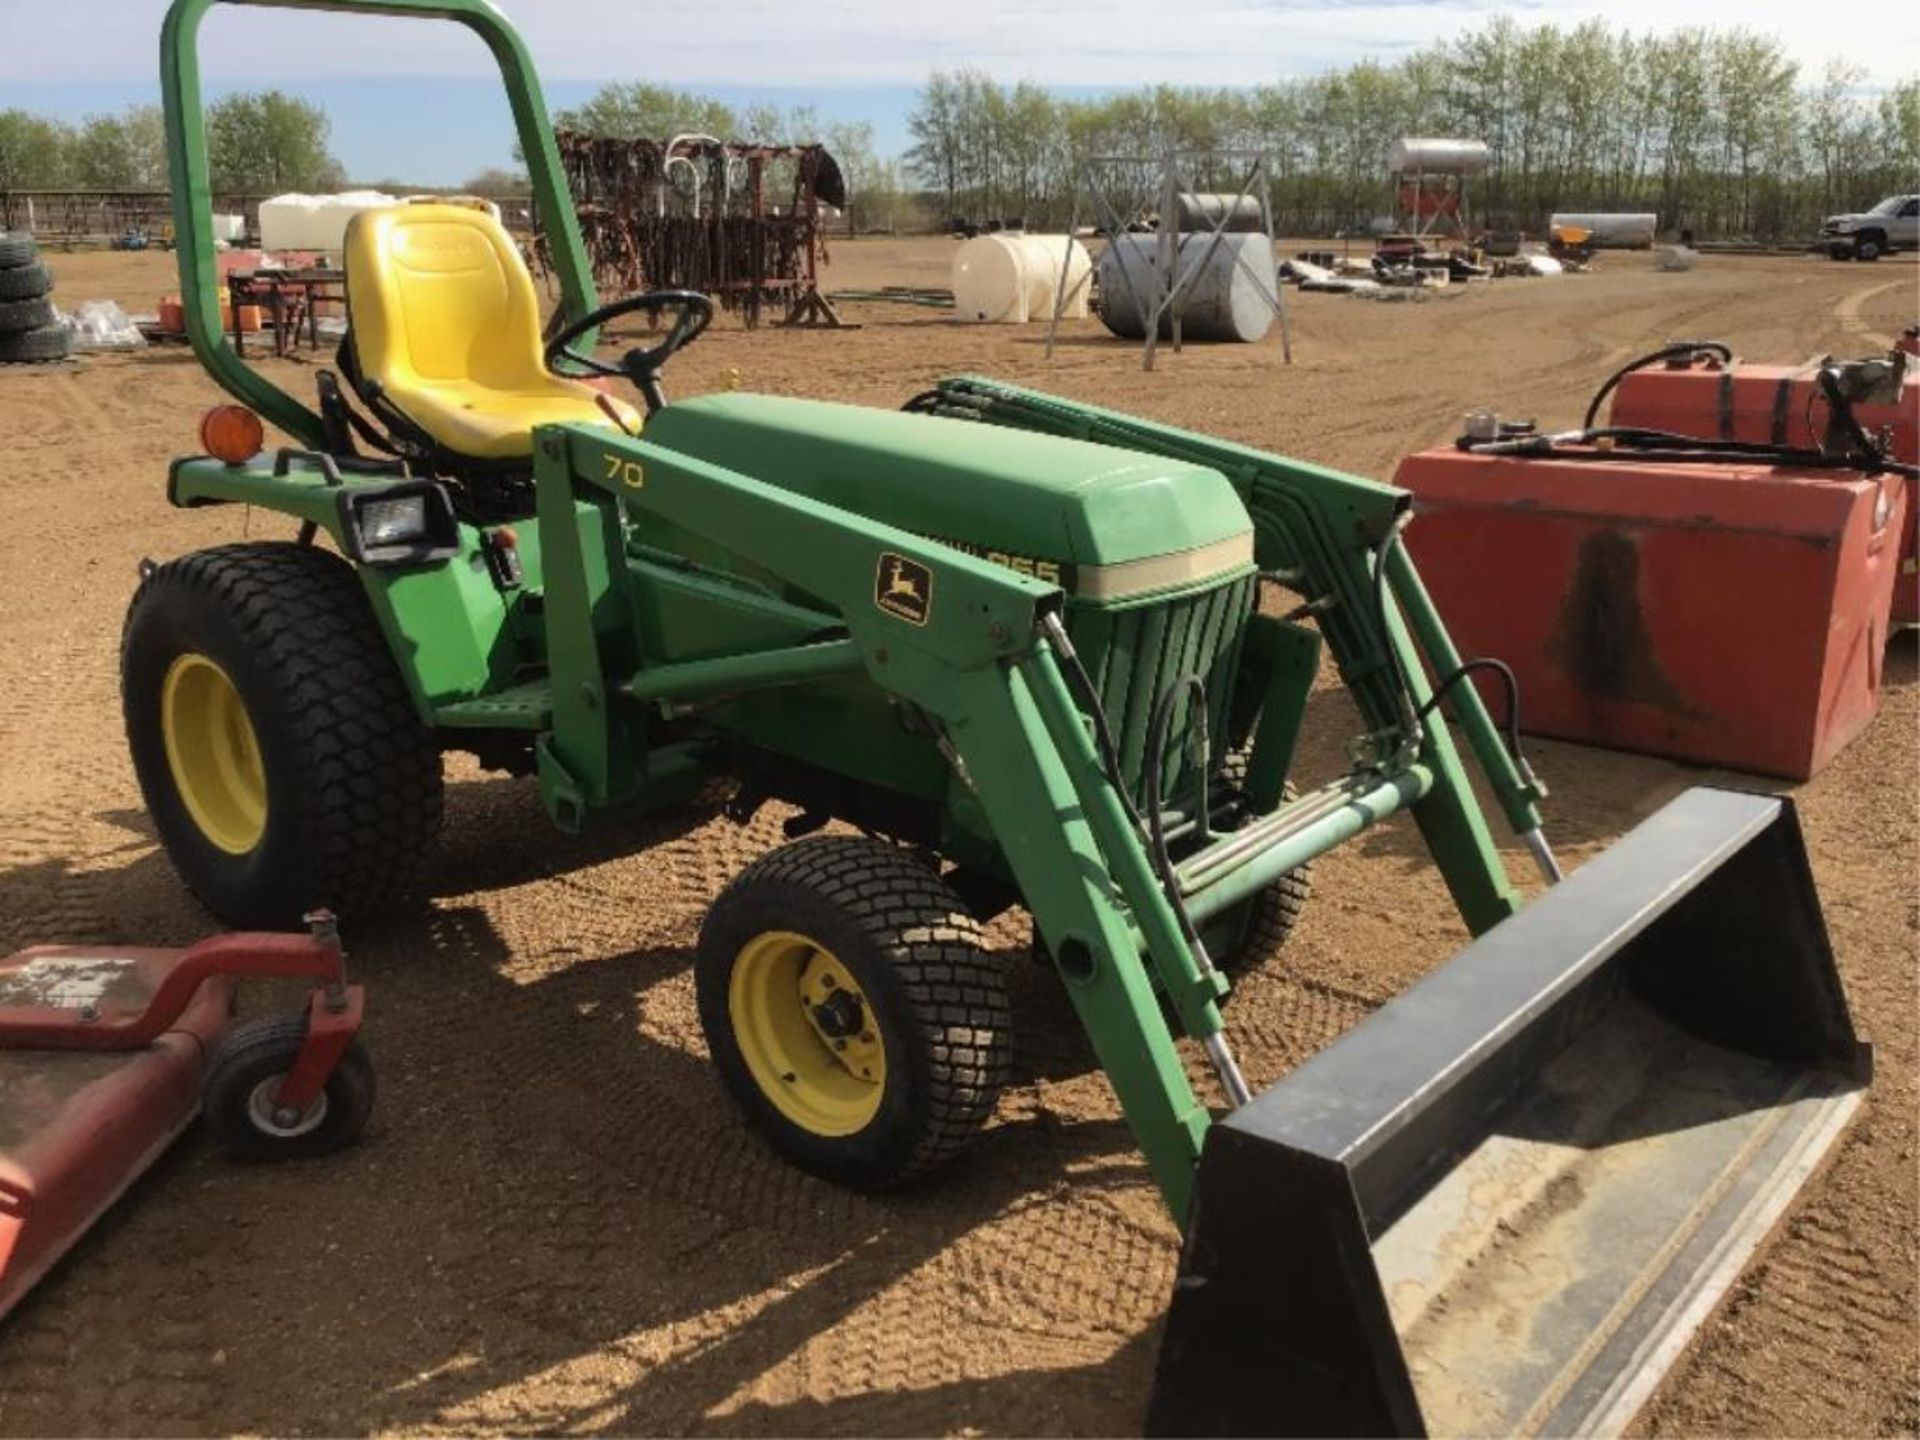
133, 2, 1871, 1432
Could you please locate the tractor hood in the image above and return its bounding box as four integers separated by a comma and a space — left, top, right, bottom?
643, 394, 1254, 599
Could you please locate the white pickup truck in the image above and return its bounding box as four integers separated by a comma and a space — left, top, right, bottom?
1822, 194, 1920, 261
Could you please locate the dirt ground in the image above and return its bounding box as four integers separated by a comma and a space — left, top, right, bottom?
0, 237, 1914, 1437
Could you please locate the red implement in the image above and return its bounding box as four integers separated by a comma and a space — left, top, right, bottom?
0, 950, 230, 1320
0, 923, 367, 1321
1609, 356, 1919, 622
1393, 448, 1906, 779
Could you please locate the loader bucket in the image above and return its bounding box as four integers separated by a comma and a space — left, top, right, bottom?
1148, 787, 1868, 1438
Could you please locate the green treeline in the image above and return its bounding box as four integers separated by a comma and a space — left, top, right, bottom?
2, 19, 1913, 241
0, 93, 342, 195
904, 20, 1919, 240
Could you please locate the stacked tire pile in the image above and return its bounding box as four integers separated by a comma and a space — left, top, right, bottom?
0, 231, 73, 365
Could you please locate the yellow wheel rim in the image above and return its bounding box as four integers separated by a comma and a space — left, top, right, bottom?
160, 653, 267, 855
728, 930, 887, 1137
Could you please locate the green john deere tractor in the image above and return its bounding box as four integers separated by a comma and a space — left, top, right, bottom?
133, 2, 1871, 1433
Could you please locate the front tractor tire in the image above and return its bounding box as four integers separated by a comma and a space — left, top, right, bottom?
696, 837, 1012, 1190
1205, 760, 1312, 979
122, 542, 442, 928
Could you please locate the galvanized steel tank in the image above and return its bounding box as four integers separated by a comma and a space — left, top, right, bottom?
1548, 213, 1659, 249
1173, 192, 1265, 234
1386, 138, 1491, 175
1096, 233, 1278, 343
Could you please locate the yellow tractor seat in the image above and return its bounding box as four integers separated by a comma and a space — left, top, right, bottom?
341, 203, 640, 462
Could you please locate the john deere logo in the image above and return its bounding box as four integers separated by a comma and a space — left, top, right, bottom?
875, 553, 933, 625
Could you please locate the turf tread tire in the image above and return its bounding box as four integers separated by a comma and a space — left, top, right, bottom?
122, 542, 442, 927
0, 322, 70, 363
1212, 757, 1312, 977
201, 1014, 376, 1161
1225, 851, 1313, 973
0, 260, 52, 301
0, 295, 54, 333
697, 836, 1011, 1190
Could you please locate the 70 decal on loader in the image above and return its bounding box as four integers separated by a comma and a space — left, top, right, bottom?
123, 1, 1871, 1431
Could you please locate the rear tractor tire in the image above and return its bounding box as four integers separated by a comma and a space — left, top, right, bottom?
122, 542, 442, 928
696, 836, 1012, 1190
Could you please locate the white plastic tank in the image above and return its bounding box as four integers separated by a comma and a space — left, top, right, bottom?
1096, 232, 1278, 343
952, 235, 1027, 322
951, 233, 1092, 323
1013, 234, 1092, 320
404, 194, 504, 224
1548, 213, 1658, 249
1386, 138, 1491, 175
258, 190, 400, 252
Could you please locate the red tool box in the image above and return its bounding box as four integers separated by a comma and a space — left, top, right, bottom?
0, 917, 372, 1321
1609, 354, 1919, 623
1392, 447, 1906, 780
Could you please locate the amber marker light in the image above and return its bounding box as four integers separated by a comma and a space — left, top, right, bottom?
200, 405, 264, 465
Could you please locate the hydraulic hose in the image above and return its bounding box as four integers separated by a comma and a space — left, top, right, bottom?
1582, 340, 1734, 430
1142, 673, 1212, 941
1461, 429, 1919, 481
1416, 656, 1523, 766
1038, 615, 1253, 1106
1040, 624, 1224, 967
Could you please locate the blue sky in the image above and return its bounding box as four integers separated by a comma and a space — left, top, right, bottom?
1, 0, 1912, 184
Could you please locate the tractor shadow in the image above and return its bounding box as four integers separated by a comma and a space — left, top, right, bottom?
244, 896, 1160, 1435
0, 779, 1161, 1435
422, 770, 733, 896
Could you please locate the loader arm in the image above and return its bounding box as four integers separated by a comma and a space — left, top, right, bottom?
527, 392, 1584, 1214
535, 422, 1236, 1211
926, 376, 1548, 933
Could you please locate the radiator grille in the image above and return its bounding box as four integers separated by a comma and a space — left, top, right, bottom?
1070, 573, 1256, 810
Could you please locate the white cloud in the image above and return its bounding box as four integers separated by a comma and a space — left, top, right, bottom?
5, 0, 1916, 90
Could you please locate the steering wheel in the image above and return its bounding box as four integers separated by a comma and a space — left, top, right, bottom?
544, 290, 715, 413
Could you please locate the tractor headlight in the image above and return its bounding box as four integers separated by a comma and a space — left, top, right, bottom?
358, 494, 429, 547
338, 481, 459, 566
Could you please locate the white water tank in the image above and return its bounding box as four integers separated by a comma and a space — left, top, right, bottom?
1548, 212, 1658, 249
1386, 138, 1491, 175
951, 234, 1092, 323
1096, 232, 1278, 343
258, 190, 400, 253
